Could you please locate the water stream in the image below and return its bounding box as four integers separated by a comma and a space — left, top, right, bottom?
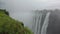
41, 12, 51, 34
32, 11, 51, 34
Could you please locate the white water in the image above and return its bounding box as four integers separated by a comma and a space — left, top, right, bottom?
41, 12, 51, 34
32, 11, 51, 34
32, 12, 43, 34
32, 11, 49, 34
34, 14, 42, 34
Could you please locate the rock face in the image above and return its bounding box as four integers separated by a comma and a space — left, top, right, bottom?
47, 10, 60, 34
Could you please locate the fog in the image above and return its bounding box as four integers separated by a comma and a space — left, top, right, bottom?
0, 0, 60, 29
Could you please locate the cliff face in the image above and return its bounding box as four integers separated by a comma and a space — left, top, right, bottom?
47, 10, 60, 34
32, 9, 60, 34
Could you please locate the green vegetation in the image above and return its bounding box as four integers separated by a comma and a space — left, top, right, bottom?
0, 9, 33, 34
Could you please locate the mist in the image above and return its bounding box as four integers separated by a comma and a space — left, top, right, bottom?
0, 0, 60, 29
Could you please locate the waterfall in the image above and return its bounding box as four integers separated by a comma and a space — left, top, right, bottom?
32, 13, 43, 34
32, 11, 47, 34
41, 12, 51, 34
32, 11, 51, 34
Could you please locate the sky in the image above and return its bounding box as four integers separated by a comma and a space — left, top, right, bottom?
0, 0, 60, 11
0, 0, 60, 29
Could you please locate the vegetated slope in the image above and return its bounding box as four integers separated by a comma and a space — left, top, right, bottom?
0, 9, 33, 34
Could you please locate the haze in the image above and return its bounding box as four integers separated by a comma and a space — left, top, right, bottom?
0, 0, 60, 29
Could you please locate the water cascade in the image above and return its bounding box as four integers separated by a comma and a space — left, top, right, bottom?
41, 12, 51, 34
32, 10, 51, 34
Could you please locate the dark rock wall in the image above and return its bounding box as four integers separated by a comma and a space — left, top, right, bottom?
47, 10, 60, 34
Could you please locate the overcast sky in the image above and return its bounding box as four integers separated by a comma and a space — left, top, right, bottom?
0, 0, 60, 29
0, 0, 60, 11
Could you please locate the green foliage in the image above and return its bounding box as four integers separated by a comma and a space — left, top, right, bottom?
0, 9, 33, 34
23, 27, 34, 34
0, 9, 9, 16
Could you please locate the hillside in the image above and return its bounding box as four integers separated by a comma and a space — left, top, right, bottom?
0, 9, 33, 34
